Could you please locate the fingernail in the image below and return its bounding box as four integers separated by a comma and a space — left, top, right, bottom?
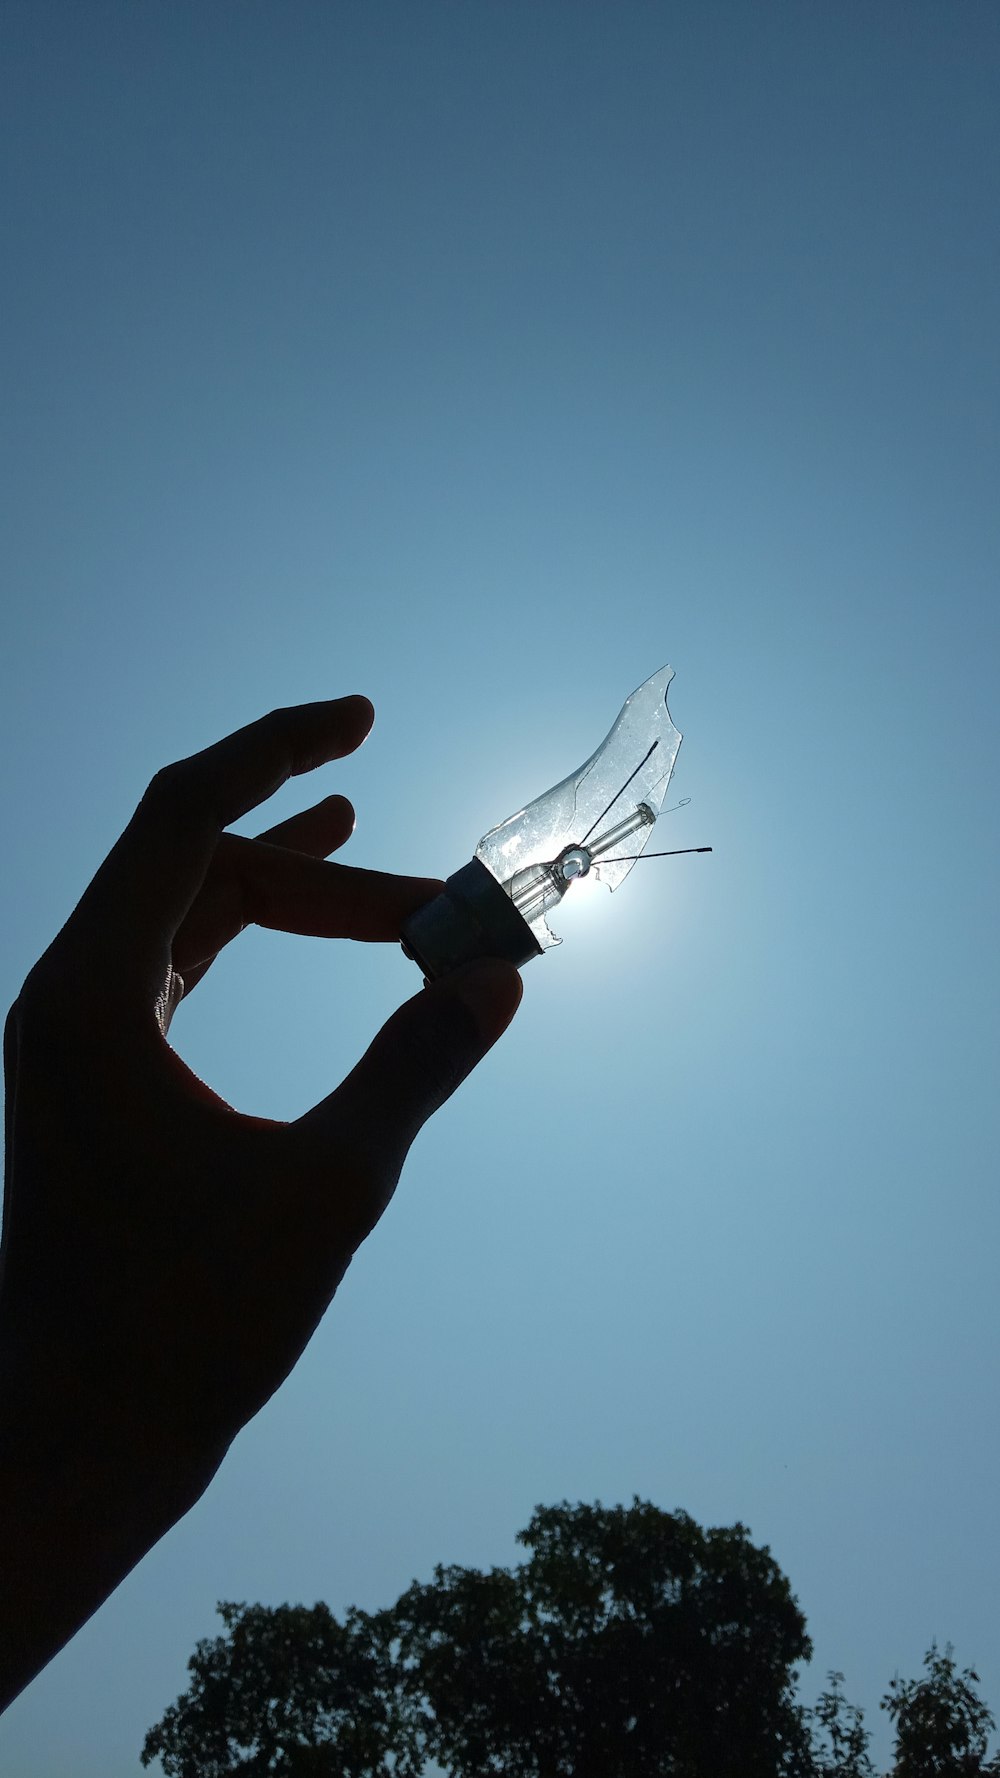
433, 959, 524, 1047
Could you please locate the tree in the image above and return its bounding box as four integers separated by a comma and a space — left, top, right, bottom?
882, 1643, 1000, 1777
144, 1500, 815, 1777
142, 1505, 1000, 1778
808, 1671, 876, 1778
390, 1497, 815, 1777
140, 1600, 423, 1778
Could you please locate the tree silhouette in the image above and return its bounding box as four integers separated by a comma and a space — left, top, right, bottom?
809, 1671, 876, 1777
143, 1500, 814, 1776
141, 1503, 1000, 1777
389, 1499, 814, 1777
881, 1643, 1000, 1777
140, 1600, 423, 1778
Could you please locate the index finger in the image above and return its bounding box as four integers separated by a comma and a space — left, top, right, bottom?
65, 697, 376, 989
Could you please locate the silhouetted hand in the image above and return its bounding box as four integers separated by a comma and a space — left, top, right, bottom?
0, 696, 521, 1711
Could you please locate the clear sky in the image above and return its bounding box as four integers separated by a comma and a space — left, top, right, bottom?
2, 3, 998, 1771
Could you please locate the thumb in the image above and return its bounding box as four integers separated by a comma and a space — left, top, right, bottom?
296, 959, 523, 1227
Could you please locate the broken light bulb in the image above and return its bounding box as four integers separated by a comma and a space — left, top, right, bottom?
401, 665, 706, 981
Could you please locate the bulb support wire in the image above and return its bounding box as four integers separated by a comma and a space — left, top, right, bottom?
576, 743, 709, 868
597, 846, 712, 862
579, 740, 659, 847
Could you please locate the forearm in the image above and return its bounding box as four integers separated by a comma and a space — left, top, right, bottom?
0, 1378, 210, 1714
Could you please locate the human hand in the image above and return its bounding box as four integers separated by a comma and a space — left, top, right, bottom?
0, 696, 521, 1709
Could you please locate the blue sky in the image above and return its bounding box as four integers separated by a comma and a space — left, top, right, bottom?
2, 3, 998, 1771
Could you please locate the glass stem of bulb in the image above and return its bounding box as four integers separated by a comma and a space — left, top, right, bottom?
586, 802, 655, 864
507, 803, 655, 925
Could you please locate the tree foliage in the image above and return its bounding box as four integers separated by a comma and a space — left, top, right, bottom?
141, 1502, 1000, 1778
140, 1600, 423, 1778
881, 1642, 1000, 1778
143, 1501, 814, 1777
390, 1498, 814, 1777
809, 1671, 876, 1778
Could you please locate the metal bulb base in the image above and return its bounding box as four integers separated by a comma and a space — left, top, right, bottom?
400, 858, 543, 982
